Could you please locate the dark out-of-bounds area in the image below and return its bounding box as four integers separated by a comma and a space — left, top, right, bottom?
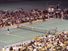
0, 0, 68, 10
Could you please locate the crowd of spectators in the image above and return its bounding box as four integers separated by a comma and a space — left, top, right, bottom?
0, 7, 68, 28
6, 31, 68, 51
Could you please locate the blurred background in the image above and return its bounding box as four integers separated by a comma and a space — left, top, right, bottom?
0, 0, 68, 10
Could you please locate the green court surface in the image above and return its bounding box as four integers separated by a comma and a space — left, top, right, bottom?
0, 28, 44, 48
28, 19, 68, 32
0, 19, 68, 48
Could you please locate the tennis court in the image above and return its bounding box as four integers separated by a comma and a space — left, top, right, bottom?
0, 19, 68, 48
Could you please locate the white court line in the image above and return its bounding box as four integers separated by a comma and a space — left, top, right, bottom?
0, 34, 24, 45
0, 33, 25, 47
0, 40, 8, 44
0, 29, 24, 45
6, 33, 24, 39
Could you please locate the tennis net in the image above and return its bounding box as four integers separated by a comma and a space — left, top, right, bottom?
18, 26, 47, 34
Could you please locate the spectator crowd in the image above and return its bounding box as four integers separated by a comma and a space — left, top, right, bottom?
0, 7, 68, 28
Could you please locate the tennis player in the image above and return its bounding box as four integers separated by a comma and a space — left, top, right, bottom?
7, 28, 10, 35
